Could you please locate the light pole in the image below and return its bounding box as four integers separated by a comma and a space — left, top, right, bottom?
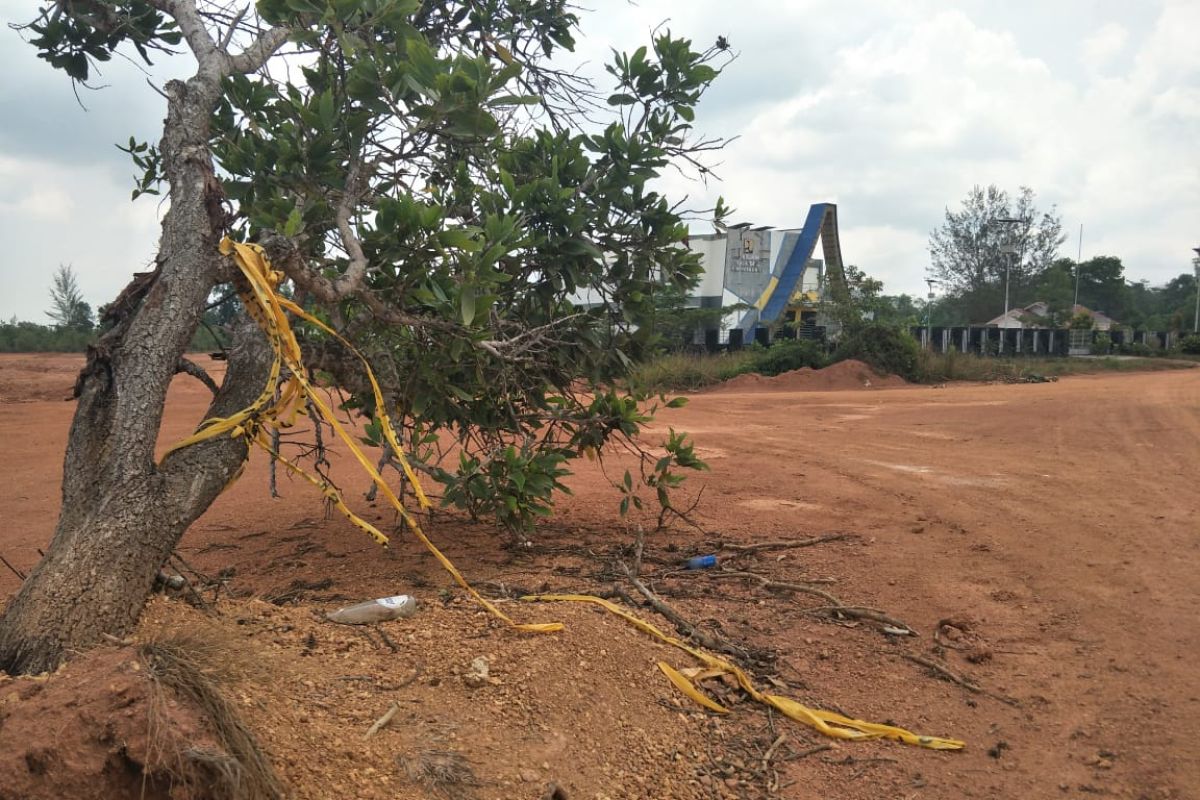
1074, 223, 1083, 309
995, 217, 1025, 352
925, 277, 938, 350
1192, 247, 1200, 333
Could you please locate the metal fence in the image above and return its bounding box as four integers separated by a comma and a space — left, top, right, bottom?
907, 326, 1181, 356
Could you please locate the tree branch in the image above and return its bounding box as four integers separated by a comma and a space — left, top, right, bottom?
175, 356, 219, 394
151, 0, 222, 77
227, 25, 291, 74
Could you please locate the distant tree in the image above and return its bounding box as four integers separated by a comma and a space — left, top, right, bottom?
929, 185, 1065, 297
46, 265, 94, 330
826, 264, 886, 330
1074, 256, 1130, 320
877, 293, 922, 327
1034, 258, 1076, 325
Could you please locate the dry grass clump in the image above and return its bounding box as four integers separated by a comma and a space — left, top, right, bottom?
399, 749, 479, 798
140, 624, 283, 800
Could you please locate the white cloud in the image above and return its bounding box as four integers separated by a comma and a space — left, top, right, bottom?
1081, 23, 1128, 70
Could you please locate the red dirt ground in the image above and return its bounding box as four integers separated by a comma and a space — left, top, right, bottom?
1, 353, 1197, 800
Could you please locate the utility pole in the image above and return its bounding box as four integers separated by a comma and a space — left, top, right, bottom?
1192, 247, 1200, 333
995, 217, 1025, 353
1075, 223, 1083, 309
925, 277, 938, 351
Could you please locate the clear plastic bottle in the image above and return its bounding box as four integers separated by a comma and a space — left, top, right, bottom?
325, 595, 418, 624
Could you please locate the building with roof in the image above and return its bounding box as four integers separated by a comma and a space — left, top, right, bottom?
984, 302, 1119, 331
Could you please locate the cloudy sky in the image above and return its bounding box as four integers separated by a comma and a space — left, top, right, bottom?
0, 0, 1196, 321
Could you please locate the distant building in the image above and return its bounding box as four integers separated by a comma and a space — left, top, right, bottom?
683, 203, 845, 345
984, 302, 1118, 331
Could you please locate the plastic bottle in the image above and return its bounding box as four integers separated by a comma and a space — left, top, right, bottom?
684, 554, 718, 570
325, 595, 418, 624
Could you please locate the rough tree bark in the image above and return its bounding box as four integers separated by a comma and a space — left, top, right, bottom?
0, 9, 286, 674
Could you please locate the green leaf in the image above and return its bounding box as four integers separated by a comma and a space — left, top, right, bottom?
460, 286, 476, 325
666, 397, 688, 408
317, 90, 335, 126
283, 207, 303, 236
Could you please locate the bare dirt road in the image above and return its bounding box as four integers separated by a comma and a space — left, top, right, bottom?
0, 354, 1196, 799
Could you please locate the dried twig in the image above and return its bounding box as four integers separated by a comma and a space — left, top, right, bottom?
0, 553, 27, 582
805, 605, 914, 633
631, 525, 646, 579
789, 742, 835, 760
902, 653, 1019, 706
721, 533, 850, 556
364, 701, 400, 739
703, 571, 842, 605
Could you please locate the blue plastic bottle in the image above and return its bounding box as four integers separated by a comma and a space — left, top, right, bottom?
684, 554, 717, 570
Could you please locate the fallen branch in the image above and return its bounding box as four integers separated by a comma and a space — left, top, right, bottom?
364, 701, 400, 739
805, 605, 915, 634
902, 653, 1019, 706
618, 561, 745, 658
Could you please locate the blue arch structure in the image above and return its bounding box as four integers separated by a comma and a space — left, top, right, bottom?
737, 202, 843, 335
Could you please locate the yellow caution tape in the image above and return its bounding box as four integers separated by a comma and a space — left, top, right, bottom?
658, 662, 729, 714
523, 594, 964, 750
164, 238, 561, 633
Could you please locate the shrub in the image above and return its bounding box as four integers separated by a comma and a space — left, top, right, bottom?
834, 324, 921, 380
747, 339, 827, 376
1091, 333, 1112, 355
1117, 341, 1155, 357
1181, 335, 1200, 355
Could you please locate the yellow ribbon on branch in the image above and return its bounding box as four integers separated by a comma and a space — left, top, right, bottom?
164, 238, 561, 633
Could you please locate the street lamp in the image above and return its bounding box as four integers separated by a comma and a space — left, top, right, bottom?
994, 217, 1025, 352
925, 277, 938, 350
1192, 246, 1200, 333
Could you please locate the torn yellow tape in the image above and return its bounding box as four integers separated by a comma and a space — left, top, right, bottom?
658, 662, 729, 714
523, 594, 964, 750
163, 238, 561, 633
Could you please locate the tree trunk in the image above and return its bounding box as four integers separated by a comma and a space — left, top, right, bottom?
0, 73, 270, 675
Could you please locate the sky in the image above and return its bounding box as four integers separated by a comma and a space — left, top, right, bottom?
0, 0, 1197, 321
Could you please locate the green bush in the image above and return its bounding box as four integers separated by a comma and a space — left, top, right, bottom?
1181, 335, 1200, 355
1117, 341, 1155, 357
1091, 333, 1112, 355
834, 324, 921, 380
747, 339, 827, 376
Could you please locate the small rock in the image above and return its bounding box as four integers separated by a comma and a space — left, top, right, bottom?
519, 768, 540, 783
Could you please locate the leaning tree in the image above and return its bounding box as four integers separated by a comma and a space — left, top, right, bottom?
0, 0, 729, 674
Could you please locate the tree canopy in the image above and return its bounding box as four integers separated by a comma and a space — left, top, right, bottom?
928, 185, 1065, 322
0, 0, 735, 675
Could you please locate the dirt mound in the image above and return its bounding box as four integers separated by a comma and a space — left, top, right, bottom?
1, 597, 714, 800
0, 645, 227, 800
712, 359, 907, 393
